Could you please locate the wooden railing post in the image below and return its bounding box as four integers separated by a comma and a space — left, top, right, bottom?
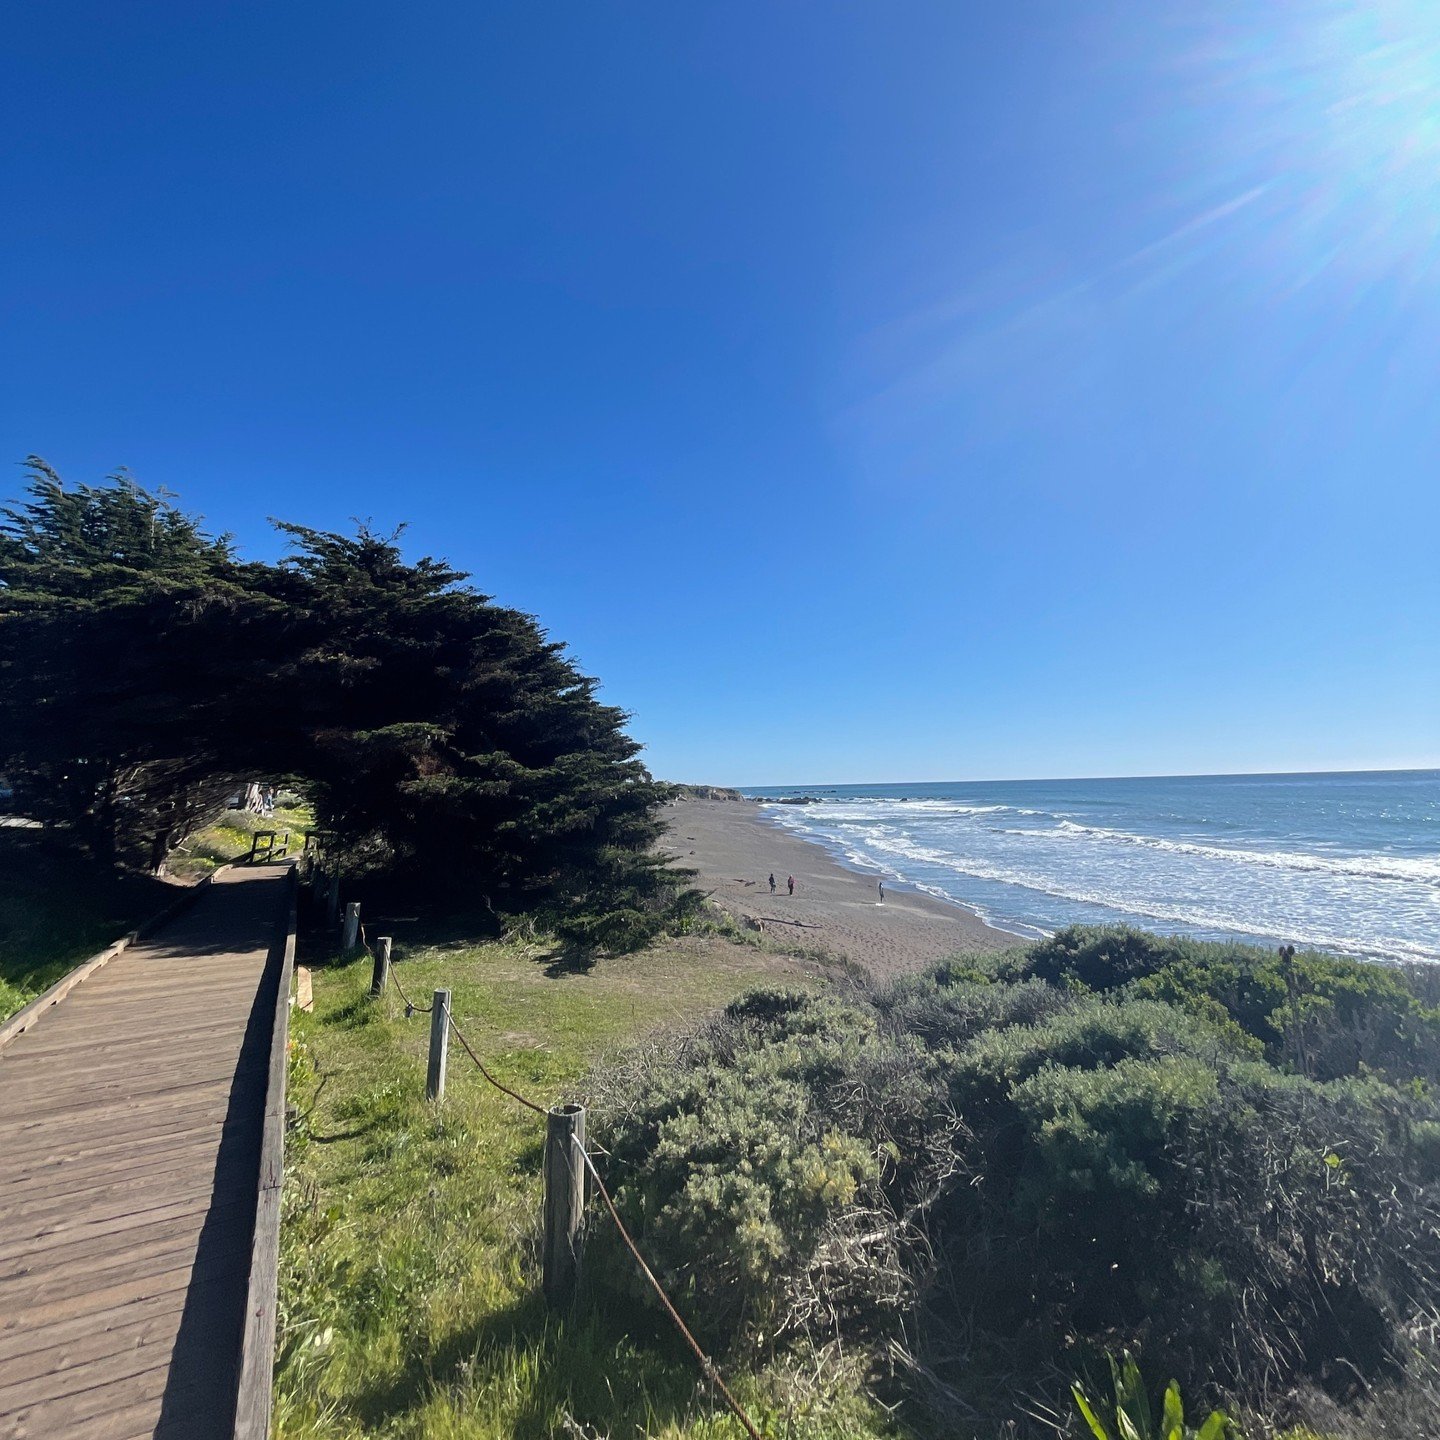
371, 936, 391, 997
543, 1104, 587, 1306
426, 989, 451, 1101
342, 901, 360, 954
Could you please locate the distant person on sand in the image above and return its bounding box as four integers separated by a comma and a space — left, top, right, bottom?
769, 873, 776, 893
787, 875, 795, 895
878, 880, 884, 902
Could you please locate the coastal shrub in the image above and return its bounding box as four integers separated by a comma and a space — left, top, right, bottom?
876, 971, 1070, 1046
591, 932, 1440, 1434
936, 1037, 1440, 1400
549, 866, 706, 954
1008, 925, 1440, 1081
589, 989, 945, 1347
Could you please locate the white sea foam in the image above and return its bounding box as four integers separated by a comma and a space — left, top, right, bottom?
860, 834, 1437, 963
763, 798, 1440, 965
1043, 820, 1440, 886
775, 800, 1439, 887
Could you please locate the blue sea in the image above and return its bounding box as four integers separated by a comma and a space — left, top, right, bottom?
744, 770, 1440, 964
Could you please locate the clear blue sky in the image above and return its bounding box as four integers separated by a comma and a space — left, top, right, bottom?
4, 2, 1437, 786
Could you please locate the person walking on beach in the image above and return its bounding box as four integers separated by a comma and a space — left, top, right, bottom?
787, 875, 795, 896
768, 873, 776, 894
878, 880, 885, 902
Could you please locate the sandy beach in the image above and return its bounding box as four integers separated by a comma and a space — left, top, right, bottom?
663, 797, 1019, 979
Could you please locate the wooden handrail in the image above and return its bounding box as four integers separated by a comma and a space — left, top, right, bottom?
232, 864, 299, 1440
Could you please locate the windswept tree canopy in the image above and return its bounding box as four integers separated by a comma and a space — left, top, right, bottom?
0, 461, 685, 939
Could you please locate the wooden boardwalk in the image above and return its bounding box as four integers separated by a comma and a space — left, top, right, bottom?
0, 865, 293, 1440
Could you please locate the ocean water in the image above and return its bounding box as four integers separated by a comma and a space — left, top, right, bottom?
744, 770, 1440, 964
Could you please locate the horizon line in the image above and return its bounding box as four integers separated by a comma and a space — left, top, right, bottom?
695, 763, 1440, 790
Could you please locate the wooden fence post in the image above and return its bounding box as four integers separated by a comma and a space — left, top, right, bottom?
543, 1104, 587, 1306
426, 989, 451, 1101
371, 936, 392, 997
342, 901, 361, 954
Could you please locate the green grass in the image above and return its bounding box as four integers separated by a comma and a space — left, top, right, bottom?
0, 831, 175, 1020
0, 799, 315, 1021
276, 921, 900, 1439
167, 801, 313, 880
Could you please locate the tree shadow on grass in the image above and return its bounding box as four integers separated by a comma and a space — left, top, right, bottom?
326, 994, 381, 1030
513, 1135, 544, 1171
0, 829, 176, 999
533, 944, 598, 979
353, 1287, 719, 1439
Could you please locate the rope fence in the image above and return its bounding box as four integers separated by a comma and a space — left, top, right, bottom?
341, 912, 764, 1440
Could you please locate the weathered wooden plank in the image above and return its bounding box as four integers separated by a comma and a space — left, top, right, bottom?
0, 1228, 202, 1305
4, 1030, 253, 1066
0, 1305, 183, 1392
0, 1078, 240, 1138
4, 1132, 244, 1205
0, 1255, 247, 1388
0, 1358, 173, 1438
19, 974, 267, 1010
0, 1190, 251, 1268
0, 1328, 189, 1416
1, 1031, 254, 1071
0, 1279, 196, 1365
0, 1065, 242, 1118
2, 1114, 254, 1189
61, 1391, 212, 1440
1, 1058, 263, 1113
2, 986, 264, 1033
0, 1206, 231, 1290
3, 1152, 252, 1231
0, 1059, 263, 1115
0, 1101, 236, 1160
3, 1000, 261, 1042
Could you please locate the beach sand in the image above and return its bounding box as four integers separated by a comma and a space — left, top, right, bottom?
663, 797, 1019, 979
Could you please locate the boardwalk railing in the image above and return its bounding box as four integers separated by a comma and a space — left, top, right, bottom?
233, 865, 299, 1440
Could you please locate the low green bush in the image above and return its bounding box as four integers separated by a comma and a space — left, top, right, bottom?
1004, 926, 1440, 1082
590, 928, 1440, 1435
592, 990, 940, 1348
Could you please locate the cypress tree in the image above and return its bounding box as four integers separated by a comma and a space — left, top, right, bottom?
0, 465, 693, 945
0, 459, 266, 864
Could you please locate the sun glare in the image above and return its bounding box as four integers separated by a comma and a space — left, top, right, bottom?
1189, 0, 1440, 292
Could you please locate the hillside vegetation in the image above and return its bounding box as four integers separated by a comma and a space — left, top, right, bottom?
277, 916, 1440, 1439
592, 927, 1440, 1436
275, 915, 890, 1439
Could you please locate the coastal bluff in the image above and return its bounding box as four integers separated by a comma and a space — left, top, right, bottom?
669, 783, 748, 801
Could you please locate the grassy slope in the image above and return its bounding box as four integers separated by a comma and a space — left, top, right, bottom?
276, 924, 897, 1440
0, 801, 313, 1022
167, 801, 313, 881
0, 831, 174, 1019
